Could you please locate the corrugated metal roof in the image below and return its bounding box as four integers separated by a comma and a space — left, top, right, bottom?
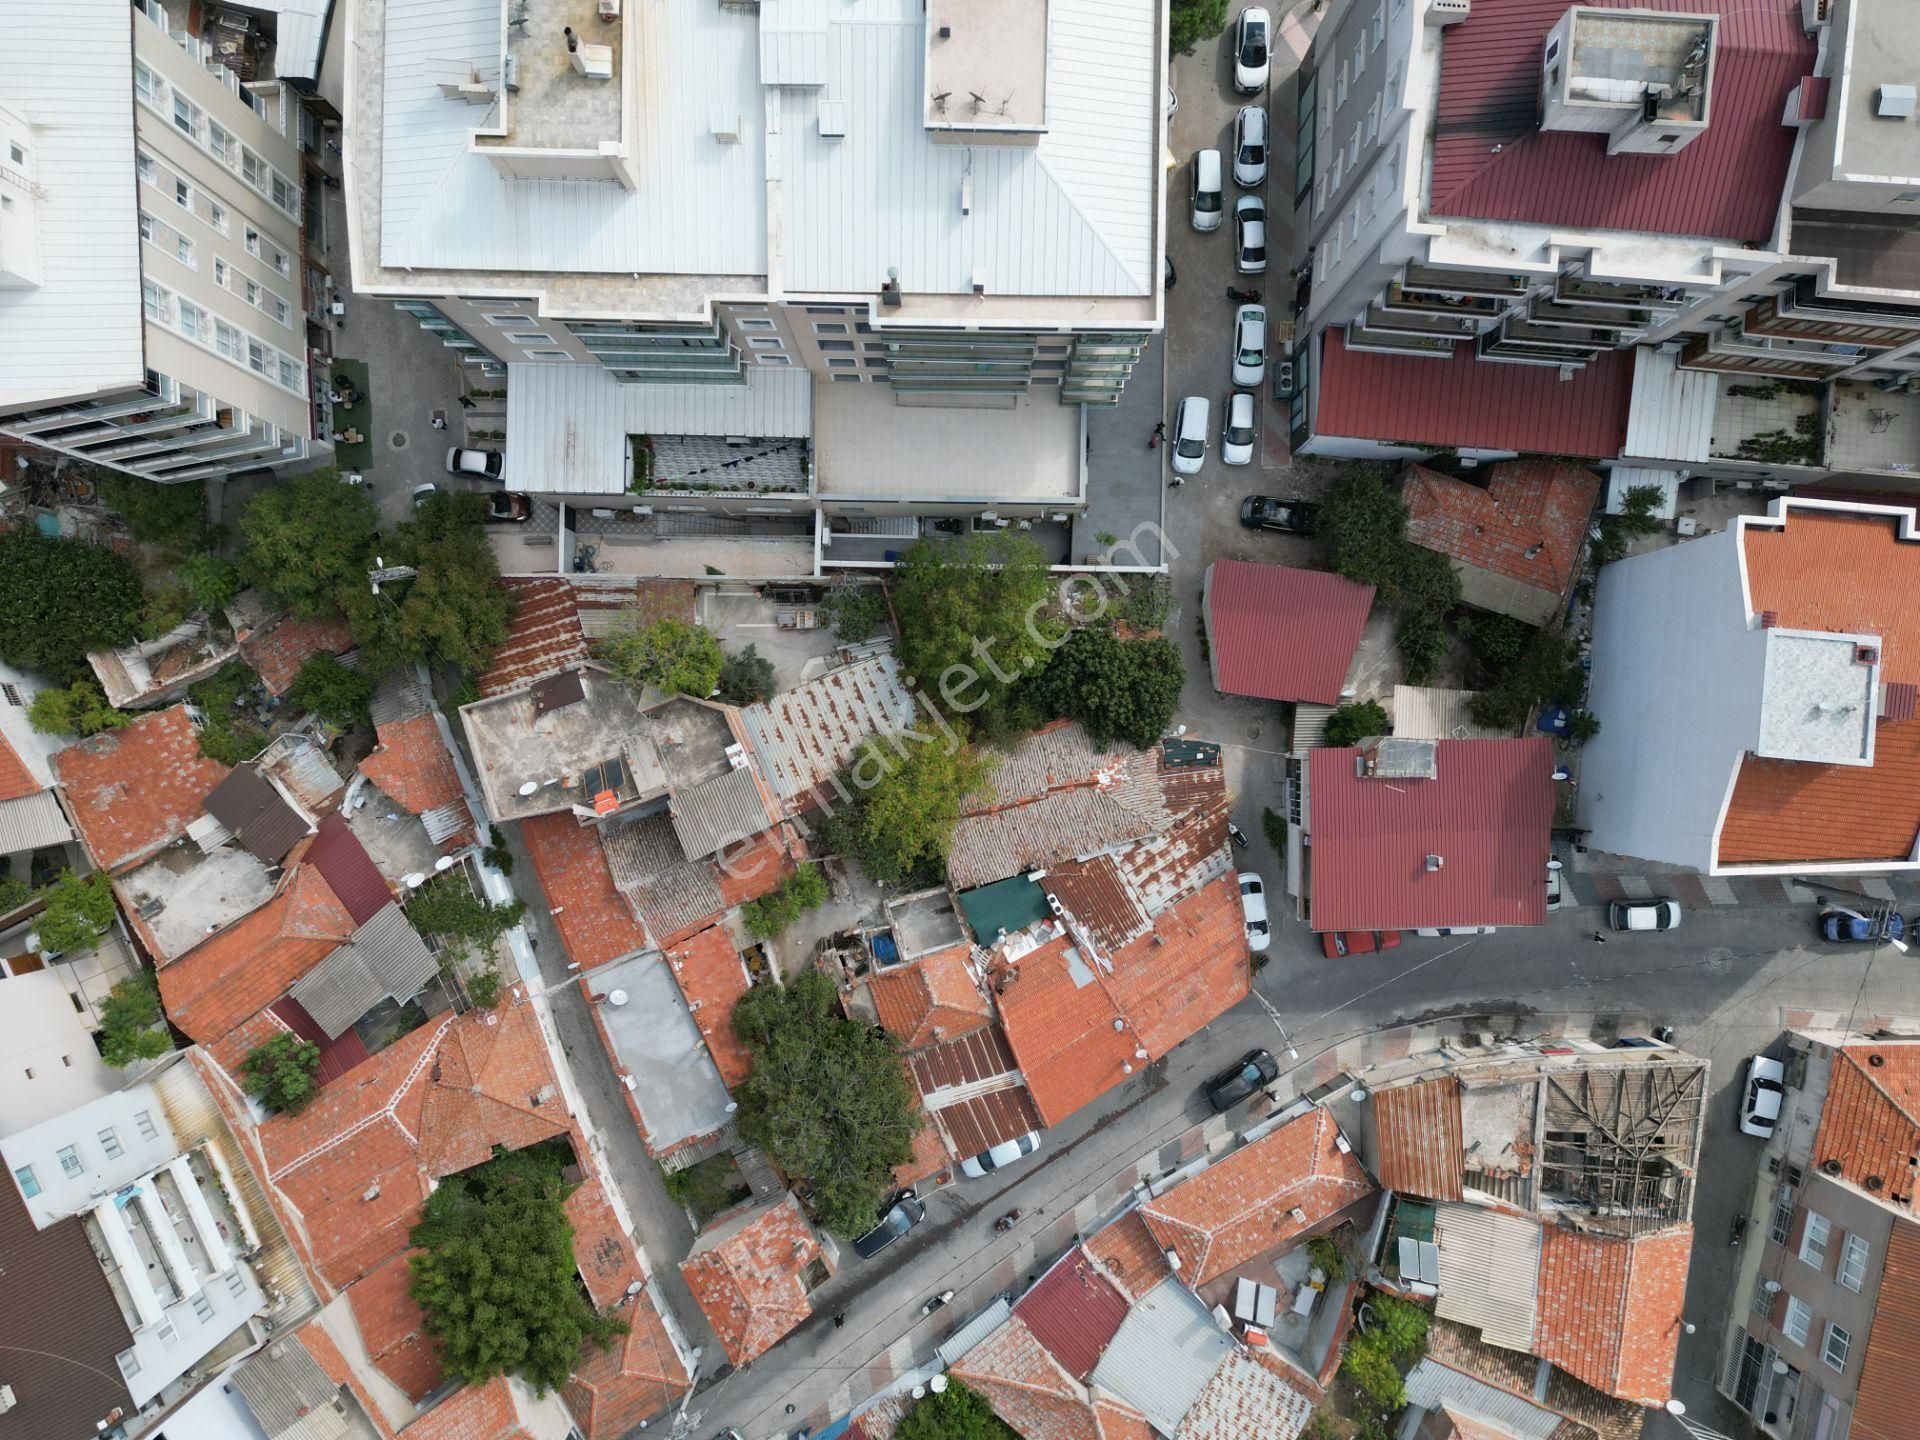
206, 764, 312, 863
1014, 1247, 1130, 1380
0, 788, 72, 855
232, 1339, 342, 1436
504, 363, 811, 496
908, 1024, 1020, 1094
1391, 686, 1508, 744
740, 654, 916, 803
1089, 1278, 1232, 1437
1373, 1077, 1466, 1202
932, 1086, 1044, 1161
1205, 560, 1375, 705
1307, 738, 1553, 932
305, 812, 394, 925
378, 0, 766, 276
1403, 1359, 1562, 1440
1177, 1350, 1317, 1440
937, 1297, 1012, 1368
287, 945, 384, 1038
602, 809, 725, 942
253, 0, 334, 82
1427, 0, 1812, 244
0, 0, 144, 409
1854, 1218, 1920, 1438
1433, 1204, 1541, 1352
1314, 331, 1634, 461
671, 767, 776, 861
1623, 348, 1718, 463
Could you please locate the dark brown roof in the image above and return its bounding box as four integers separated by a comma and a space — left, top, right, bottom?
205, 764, 311, 863
532, 668, 587, 713
934, 1085, 1045, 1161
0, 1178, 133, 1437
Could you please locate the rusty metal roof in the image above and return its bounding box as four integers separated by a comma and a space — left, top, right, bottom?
909, 1024, 1021, 1094
1014, 1247, 1130, 1380
739, 654, 916, 803
1373, 1076, 1466, 1202
933, 1086, 1044, 1162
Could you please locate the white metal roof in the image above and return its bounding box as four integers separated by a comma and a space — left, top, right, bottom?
774, 0, 1158, 297
0, 0, 145, 410
1089, 1278, 1232, 1437
1432, 1203, 1541, 1351
252, 0, 333, 82
378, 0, 767, 277
1623, 345, 1718, 463
503, 362, 811, 493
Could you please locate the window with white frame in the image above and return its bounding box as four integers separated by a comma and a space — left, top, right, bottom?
737, 318, 777, 331
1823, 1323, 1849, 1372
190, 1291, 214, 1323
1349, 124, 1362, 168
57, 1145, 82, 1178
134, 62, 162, 108
134, 1109, 158, 1141
1372, 0, 1386, 48
1838, 1234, 1870, 1292
1386, 64, 1403, 103
207, 200, 228, 235
172, 92, 202, 142
1367, 95, 1381, 144
524, 349, 571, 360
1782, 1296, 1813, 1345
13, 1165, 38, 1198
97, 1127, 122, 1160
177, 298, 206, 343
1336, 61, 1349, 107
214, 257, 231, 288
173, 177, 191, 211
1801, 1213, 1831, 1268
175, 234, 194, 266
505, 332, 554, 345
143, 279, 168, 322
758, 353, 792, 365
482, 312, 538, 326
137, 152, 156, 186
139, 212, 156, 243
208, 121, 236, 166
215, 319, 243, 361
1353, 41, 1366, 79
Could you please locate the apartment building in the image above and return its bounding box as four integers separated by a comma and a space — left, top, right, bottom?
1285, 0, 1920, 498
0, 0, 331, 484
341, 0, 1166, 568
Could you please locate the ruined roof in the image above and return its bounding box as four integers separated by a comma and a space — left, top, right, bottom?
738, 653, 918, 804
205, 762, 312, 863
359, 714, 472, 843
286, 902, 439, 1040
1422, 1317, 1647, 1440
520, 812, 649, 969
1140, 1107, 1375, 1286
1014, 1247, 1132, 1380
241, 614, 357, 696
478, 578, 588, 697
1083, 1210, 1173, 1302
664, 924, 754, 1088
1372, 1077, 1466, 1202
602, 810, 726, 944
1811, 1043, 1920, 1210
869, 943, 993, 1050
1533, 1224, 1692, 1407
53, 703, 229, 871
678, 1193, 819, 1366
1403, 462, 1601, 614
1175, 1349, 1317, 1440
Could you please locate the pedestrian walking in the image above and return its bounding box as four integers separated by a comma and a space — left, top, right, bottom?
1592, 930, 1607, 944
456, 394, 476, 409
430, 415, 448, 430
833, 1313, 846, 1329
1147, 420, 1166, 450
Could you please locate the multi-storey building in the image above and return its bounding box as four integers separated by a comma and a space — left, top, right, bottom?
0, 0, 331, 484
341, 0, 1167, 570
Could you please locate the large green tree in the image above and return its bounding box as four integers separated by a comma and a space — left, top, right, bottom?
595, 617, 723, 696
731, 970, 920, 1237
897, 1381, 1019, 1440
34, 871, 117, 956
239, 1033, 323, 1114
1020, 627, 1184, 749
891, 533, 1060, 716
0, 533, 143, 684
405, 872, 525, 969
357, 492, 515, 676
1312, 470, 1461, 682
238, 469, 378, 617
98, 973, 172, 1067
287, 652, 374, 726
1169, 0, 1230, 54
820, 737, 993, 887
28, 680, 133, 738
410, 1147, 625, 1393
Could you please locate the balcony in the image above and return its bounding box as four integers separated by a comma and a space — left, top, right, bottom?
1528, 296, 1650, 335
1553, 272, 1687, 313
1402, 263, 1531, 300
1362, 301, 1480, 340
1344, 321, 1457, 357
1678, 329, 1857, 380
1477, 316, 1612, 365
1742, 284, 1920, 350
1378, 280, 1504, 323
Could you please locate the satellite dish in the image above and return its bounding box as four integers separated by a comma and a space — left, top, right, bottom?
518, 781, 539, 796
434, 855, 456, 871
402, 873, 427, 889
607, 989, 629, 1007
930, 1376, 948, 1393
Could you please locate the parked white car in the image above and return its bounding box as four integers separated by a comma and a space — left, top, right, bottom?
1235, 195, 1267, 275
1233, 105, 1269, 186
1230, 304, 1267, 388
410, 482, 440, 508
960, 1131, 1041, 1178
1171, 396, 1210, 476
1234, 7, 1272, 94
445, 446, 505, 479
1609, 898, 1682, 932
1239, 872, 1271, 954
1191, 149, 1224, 232
1222, 391, 1257, 466
1739, 1055, 1787, 1137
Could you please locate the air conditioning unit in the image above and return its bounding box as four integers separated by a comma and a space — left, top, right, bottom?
1426, 0, 1470, 26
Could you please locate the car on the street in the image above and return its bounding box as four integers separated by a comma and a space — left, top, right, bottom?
1205, 1049, 1279, 1111
410, 482, 439, 508
1165, 254, 1177, 291
1321, 929, 1403, 958
1239, 494, 1316, 534
1171, 396, 1210, 476
851, 1188, 926, 1259
487, 492, 532, 523
445, 446, 505, 479
1234, 6, 1272, 93
1228, 820, 1250, 848
1234, 195, 1267, 274
1739, 1054, 1787, 1137
960, 1131, 1041, 1178
1608, 898, 1682, 932
1233, 105, 1268, 186
1239, 872, 1271, 953
1819, 908, 1907, 943
1231, 303, 1267, 387
1222, 391, 1257, 466
1191, 149, 1224, 231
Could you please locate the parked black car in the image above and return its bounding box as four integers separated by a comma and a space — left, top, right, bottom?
1239, 495, 1317, 535
851, 1189, 925, 1259
1204, 1049, 1279, 1112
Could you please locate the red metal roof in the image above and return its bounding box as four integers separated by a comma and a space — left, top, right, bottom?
1797, 75, 1830, 121
270, 995, 373, 1086
1428, 0, 1813, 243
479, 579, 588, 697
305, 811, 395, 925
1307, 738, 1554, 932
1316, 331, 1634, 460
1013, 1247, 1131, 1380
1372, 1076, 1465, 1201
1205, 559, 1374, 705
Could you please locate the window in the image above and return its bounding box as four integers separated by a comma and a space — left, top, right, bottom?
1336, 61, 1349, 107
737, 318, 777, 331
1783, 1296, 1813, 1345
215, 319, 243, 362
8, 141, 22, 165
1347, 209, 1360, 244
803, 305, 845, 314
271, 175, 298, 216
818, 340, 856, 352
1386, 64, 1403, 102
226, 1269, 246, 1297
134, 1109, 158, 1140
1353, 41, 1366, 79
207, 201, 228, 235
271, 296, 291, 327
214, 257, 231, 288
134, 62, 162, 108
1371, 0, 1386, 49
57, 1145, 82, 1178
482, 312, 537, 326
174, 178, 191, 211
175, 234, 194, 266
1349, 124, 1362, 168
139, 212, 156, 243
831, 373, 862, 383
119, 1349, 141, 1380
758, 354, 792, 365
190, 1291, 214, 1323
747, 337, 785, 349
1839, 1234, 1870, 1291
1800, 1213, 1831, 1268
155, 1318, 178, 1348
142, 279, 167, 322
827, 358, 858, 368
1770, 1184, 1796, 1243
813, 322, 850, 334
1, 683, 19, 706
1752, 1279, 1777, 1318
524, 349, 571, 359
97, 1127, 123, 1160
13, 1165, 37, 1198
137, 152, 156, 186
209, 122, 236, 166
172, 92, 202, 141
1823, 1323, 1850, 1372
505, 332, 554, 345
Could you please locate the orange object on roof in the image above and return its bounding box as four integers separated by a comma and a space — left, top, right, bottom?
479, 579, 589, 698
594, 789, 619, 816
1371, 1076, 1465, 1202
1082, 1210, 1172, 1302
240, 614, 356, 696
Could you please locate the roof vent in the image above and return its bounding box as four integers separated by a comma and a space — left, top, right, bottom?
1857, 644, 1880, 665
1759, 609, 1780, 628
1823, 1157, 1844, 1175
362, 1182, 381, 1202
1870, 1052, 1887, 1066
1867, 1174, 1886, 1191
1426, 0, 1469, 26
1425, 854, 1445, 872
1288, 1207, 1308, 1224
818, 99, 848, 139
1877, 84, 1917, 119
1164, 1248, 1182, 1270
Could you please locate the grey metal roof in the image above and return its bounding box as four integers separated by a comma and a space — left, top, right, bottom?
231, 1339, 341, 1436
1433, 1203, 1541, 1351
1402, 1359, 1563, 1440
257, 0, 334, 82
1089, 1278, 1232, 1437
204, 765, 311, 863
671, 767, 775, 861
370, 670, 436, 728
603, 810, 725, 942
937, 1298, 1013, 1368
0, 789, 72, 856
286, 903, 437, 1038
740, 654, 917, 802
347, 902, 439, 996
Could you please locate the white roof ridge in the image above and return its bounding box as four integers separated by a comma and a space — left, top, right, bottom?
1034, 145, 1151, 295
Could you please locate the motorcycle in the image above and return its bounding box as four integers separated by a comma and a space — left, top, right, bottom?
1227, 821, 1250, 850
1226, 285, 1262, 303
993, 1209, 1023, 1235
921, 1290, 956, 1316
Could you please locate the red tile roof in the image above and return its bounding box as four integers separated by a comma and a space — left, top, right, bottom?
996, 876, 1248, 1126
1083, 1210, 1172, 1302
712, 827, 799, 909
1853, 1218, 1920, 1440
157, 864, 357, 1046
949, 1315, 1146, 1440
1013, 1247, 1130, 1380
1315, 332, 1635, 461
1307, 738, 1554, 932
869, 943, 992, 1050
1428, 0, 1812, 243
1372, 1077, 1466, 1202
307, 811, 397, 925
360, 714, 469, 829
241, 614, 357, 696
894, 1112, 951, 1188
562, 1289, 691, 1440
1533, 1224, 1692, 1406
0, 731, 41, 801
347, 1250, 442, 1401
1204, 560, 1374, 705
53, 704, 229, 871
567, 1177, 645, 1310
401, 1378, 533, 1440
520, 813, 648, 969
1402, 461, 1600, 600
1811, 1044, 1920, 1209
1178, 1349, 1318, 1440
664, 924, 754, 1089
678, 1193, 820, 1365
1139, 1107, 1374, 1286
479, 579, 587, 698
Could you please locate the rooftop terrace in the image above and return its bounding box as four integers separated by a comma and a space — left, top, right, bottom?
462, 665, 669, 824
117, 844, 276, 962
486, 0, 623, 153
923, 0, 1048, 134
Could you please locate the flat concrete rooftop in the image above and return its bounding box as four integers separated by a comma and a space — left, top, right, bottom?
924, 0, 1048, 133
813, 383, 1083, 503
648, 697, 736, 791
462, 666, 668, 824
118, 846, 276, 962
487, 0, 624, 152
585, 949, 735, 1153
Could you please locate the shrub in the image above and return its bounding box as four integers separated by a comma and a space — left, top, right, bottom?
1169, 0, 1230, 54
1322, 699, 1389, 749
1369, 1293, 1430, 1358
287, 652, 375, 726
1262, 806, 1288, 854
0, 533, 143, 684
240, 1032, 323, 1113
1565, 708, 1602, 744
1019, 628, 1185, 749
596, 617, 723, 696
98, 473, 206, 549
740, 864, 830, 939
465, 968, 503, 1010
896, 1379, 1020, 1440
1341, 1332, 1406, 1410
98, 973, 172, 1067
28, 680, 133, 737
717, 643, 776, 705
34, 871, 116, 956
179, 552, 243, 614
1305, 1235, 1347, 1281
823, 583, 891, 644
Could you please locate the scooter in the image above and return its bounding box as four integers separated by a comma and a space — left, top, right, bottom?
921, 1290, 956, 1316
1226, 285, 1263, 303
993, 1209, 1023, 1235
1227, 821, 1250, 850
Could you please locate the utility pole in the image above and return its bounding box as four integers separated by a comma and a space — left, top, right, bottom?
1248, 988, 1301, 1060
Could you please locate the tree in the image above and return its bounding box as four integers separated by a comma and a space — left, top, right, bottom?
823, 737, 993, 888
98, 473, 207, 549
287, 652, 375, 726
0, 533, 143, 683
410, 1146, 625, 1393
1315, 470, 1412, 600
896, 1380, 1020, 1440
34, 871, 116, 956
1021, 628, 1184, 749
731, 970, 920, 1237
1322, 699, 1389, 749
740, 864, 830, 939
349, 492, 514, 677
822, 582, 891, 645
98, 972, 172, 1067
406, 872, 525, 968
238, 469, 378, 617
189, 660, 266, 765
1169, 0, 1230, 54
1468, 626, 1587, 731
717, 643, 776, 705
1341, 1333, 1406, 1410
28, 680, 133, 737
179, 552, 243, 614
240, 1032, 323, 1114
595, 617, 723, 696
891, 533, 1060, 715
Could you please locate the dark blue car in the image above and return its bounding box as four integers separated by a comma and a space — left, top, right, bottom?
1819, 909, 1905, 943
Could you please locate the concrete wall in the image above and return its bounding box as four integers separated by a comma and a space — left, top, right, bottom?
1792, 0, 1920, 218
